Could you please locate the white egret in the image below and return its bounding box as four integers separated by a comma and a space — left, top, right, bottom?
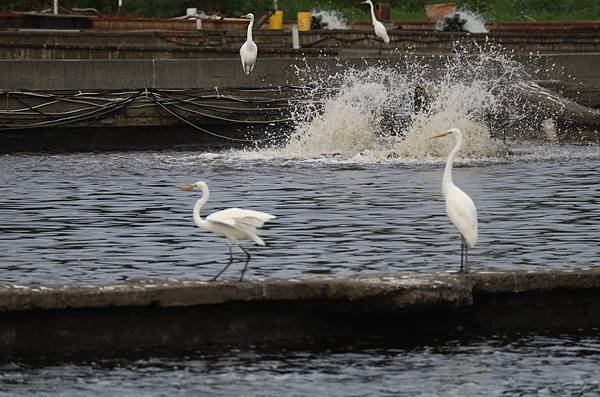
239, 13, 258, 75
432, 128, 478, 272
180, 181, 276, 281
361, 0, 390, 44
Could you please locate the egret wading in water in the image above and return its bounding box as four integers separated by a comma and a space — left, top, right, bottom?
239, 13, 258, 75
361, 0, 390, 44
180, 181, 276, 281
432, 128, 478, 272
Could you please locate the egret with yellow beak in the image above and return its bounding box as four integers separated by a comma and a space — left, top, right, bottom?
431, 128, 478, 272
239, 13, 258, 75
181, 181, 275, 281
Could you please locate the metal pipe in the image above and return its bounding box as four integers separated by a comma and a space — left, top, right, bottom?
53, 0, 59, 15
292, 25, 299, 49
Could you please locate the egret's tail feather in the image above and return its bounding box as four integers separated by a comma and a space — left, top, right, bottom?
252, 235, 266, 246
465, 230, 478, 248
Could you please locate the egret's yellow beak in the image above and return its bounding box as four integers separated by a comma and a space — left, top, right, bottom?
431, 131, 450, 139
180, 184, 194, 191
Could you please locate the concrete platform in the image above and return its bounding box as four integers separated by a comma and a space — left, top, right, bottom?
1, 268, 599, 358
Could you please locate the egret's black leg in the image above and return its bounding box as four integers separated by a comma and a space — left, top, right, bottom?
464, 239, 469, 273
460, 235, 465, 273
239, 245, 252, 282
211, 245, 234, 281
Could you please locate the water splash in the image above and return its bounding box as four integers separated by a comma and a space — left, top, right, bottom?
285, 66, 403, 159
281, 44, 530, 161
456, 10, 488, 33
310, 9, 348, 30
436, 9, 488, 33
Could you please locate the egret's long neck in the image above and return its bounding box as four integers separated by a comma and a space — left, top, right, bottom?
193, 184, 210, 228
368, 2, 377, 24
246, 17, 254, 41
443, 131, 462, 193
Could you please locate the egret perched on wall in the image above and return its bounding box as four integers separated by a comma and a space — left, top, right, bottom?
432, 128, 478, 272
361, 0, 390, 44
239, 13, 258, 75
181, 181, 276, 281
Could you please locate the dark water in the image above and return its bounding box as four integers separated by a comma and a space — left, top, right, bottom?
1, 332, 599, 396
1, 145, 599, 283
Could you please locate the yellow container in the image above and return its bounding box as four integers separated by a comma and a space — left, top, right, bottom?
268, 10, 283, 29
297, 11, 312, 31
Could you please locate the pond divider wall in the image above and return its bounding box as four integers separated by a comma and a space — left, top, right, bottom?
1, 55, 600, 151
2, 54, 600, 90
1, 268, 599, 358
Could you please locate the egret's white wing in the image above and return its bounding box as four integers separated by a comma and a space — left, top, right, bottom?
207, 208, 275, 228
207, 216, 236, 228
206, 208, 275, 246
240, 40, 258, 74
219, 217, 256, 235
445, 187, 478, 247
374, 22, 390, 43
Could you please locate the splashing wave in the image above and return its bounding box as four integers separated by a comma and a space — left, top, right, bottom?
280, 46, 529, 161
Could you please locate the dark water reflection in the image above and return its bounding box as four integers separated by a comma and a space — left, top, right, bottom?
1, 332, 599, 396
1, 147, 599, 283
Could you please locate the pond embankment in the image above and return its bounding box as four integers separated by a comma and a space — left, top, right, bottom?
1, 268, 599, 358
1, 53, 600, 151
2, 25, 600, 151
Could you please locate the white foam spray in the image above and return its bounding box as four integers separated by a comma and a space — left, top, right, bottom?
281, 44, 529, 162
460, 10, 488, 33
310, 9, 349, 30
446, 9, 488, 33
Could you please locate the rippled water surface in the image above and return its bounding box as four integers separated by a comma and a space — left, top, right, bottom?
1, 144, 600, 283
1, 332, 600, 396
2, 143, 600, 395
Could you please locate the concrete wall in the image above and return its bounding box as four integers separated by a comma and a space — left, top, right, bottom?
2, 53, 600, 91
0, 58, 301, 90
1, 30, 600, 60
1, 269, 600, 358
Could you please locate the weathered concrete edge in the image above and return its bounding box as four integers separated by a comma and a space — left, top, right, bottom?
1, 268, 599, 313
467, 267, 600, 293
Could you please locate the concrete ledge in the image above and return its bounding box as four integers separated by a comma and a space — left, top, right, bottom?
0, 273, 474, 312
1, 268, 599, 358
2, 268, 599, 312
469, 269, 600, 293
2, 29, 600, 60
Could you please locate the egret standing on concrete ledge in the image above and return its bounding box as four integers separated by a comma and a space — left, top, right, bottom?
240, 13, 258, 75
432, 128, 478, 272
181, 181, 276, 281
361, 0, 390, 44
